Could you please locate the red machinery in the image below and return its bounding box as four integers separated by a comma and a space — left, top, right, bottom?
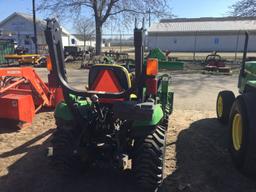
0, 66, 63, 127
204, 53, 232, 75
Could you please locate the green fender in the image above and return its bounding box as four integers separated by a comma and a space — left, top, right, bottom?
54, 102, 73, 121
132, 104, 164, 127
54, 99, 91, 121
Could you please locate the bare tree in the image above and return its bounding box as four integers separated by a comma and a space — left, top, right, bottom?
74, 17, 95, 51
230, 0, 256, 16
38, 0, 172, 55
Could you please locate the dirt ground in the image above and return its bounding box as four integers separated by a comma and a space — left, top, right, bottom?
1, 69, 256, 192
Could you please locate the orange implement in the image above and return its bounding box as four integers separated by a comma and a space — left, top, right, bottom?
0, 67, 63, 127
0, 94, 35, 123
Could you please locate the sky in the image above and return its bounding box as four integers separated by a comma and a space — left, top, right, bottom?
0, 0, 238, 33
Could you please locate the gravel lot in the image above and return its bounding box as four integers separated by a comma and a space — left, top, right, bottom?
1, 68, 256, 192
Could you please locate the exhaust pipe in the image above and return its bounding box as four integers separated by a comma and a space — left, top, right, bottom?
241, 32, 249, 77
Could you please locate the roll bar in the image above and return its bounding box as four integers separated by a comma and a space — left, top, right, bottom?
241, 32, 249, 77
44, 19, 145, 99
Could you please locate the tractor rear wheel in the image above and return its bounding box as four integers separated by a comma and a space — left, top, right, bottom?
229, 93, 256, 176
133, 124, 167, 191
50, 119, 81, 175
216, 90, 235, 124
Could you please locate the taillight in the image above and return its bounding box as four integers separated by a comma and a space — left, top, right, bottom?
146, 58, 158, 76
146, 58, 159, 96
47, 56, 52, 71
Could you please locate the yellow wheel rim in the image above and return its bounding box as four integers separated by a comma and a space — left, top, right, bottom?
232, 113, 243, 151
217, 95, 223, 117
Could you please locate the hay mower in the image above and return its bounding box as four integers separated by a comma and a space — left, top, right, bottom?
203, 53, 232, 75
45, 19, 173, 191
0, 64, 63, 128
216, 32, 256, 175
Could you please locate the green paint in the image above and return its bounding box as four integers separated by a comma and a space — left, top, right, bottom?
147, 48, 184, 70
239, 61, 256, 93
148, 48, 166, 61
167, 92, 174, 114
156, 75, 174, 114
54, 99, 91, 121
158, 61, 184, 70
0, 40, 14, 64
245, 61, 256, 74
132, 104, 164, 127
54, 102, 73, 121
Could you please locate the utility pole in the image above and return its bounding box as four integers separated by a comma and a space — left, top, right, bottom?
148, 8, 151, 28
32, 0, 38, 53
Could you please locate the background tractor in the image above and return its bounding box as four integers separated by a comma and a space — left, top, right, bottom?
45, 19, 173, 191
216, 32, 256, 176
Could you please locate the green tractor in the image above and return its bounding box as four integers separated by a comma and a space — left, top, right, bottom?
45, 19, 173, 191
216, 32, 256, 175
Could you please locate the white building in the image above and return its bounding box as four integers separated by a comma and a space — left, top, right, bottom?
148, 17, 256, 52
72, 34, 96, 48
0, 12, 79, 53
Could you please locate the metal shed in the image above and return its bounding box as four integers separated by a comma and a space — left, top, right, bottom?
148, 17, 256, 52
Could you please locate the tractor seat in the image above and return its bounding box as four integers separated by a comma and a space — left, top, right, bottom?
88, 64, 131, 93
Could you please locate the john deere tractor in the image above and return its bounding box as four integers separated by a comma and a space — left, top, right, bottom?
45, 19, 173, 191
216, 32, 256, 175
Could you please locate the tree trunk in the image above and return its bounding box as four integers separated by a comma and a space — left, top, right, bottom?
95, 21, 102, 55
83, 30, 86, 51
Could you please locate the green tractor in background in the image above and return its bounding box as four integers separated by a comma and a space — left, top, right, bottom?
216, 32, 256, 175
45, 19, 173, 191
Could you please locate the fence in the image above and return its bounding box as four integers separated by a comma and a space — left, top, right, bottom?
101, 33, 256, 63
102, 33, 135, 53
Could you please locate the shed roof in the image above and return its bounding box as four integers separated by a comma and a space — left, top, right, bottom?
0, 12, 70, 36
149, 17, 256, 34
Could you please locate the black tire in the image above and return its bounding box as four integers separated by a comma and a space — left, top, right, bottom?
50, 119, 82, 175
133, 124, 167, 191
216, 90, 235, 124
229, 93, 256, 176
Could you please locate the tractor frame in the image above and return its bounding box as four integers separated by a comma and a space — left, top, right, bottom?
45, 19, 173, 191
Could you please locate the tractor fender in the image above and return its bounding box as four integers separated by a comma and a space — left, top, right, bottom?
54, 102, 74, 121
131, 104, 164, 137
132, 104, 164, 127
54, 100, 91, 121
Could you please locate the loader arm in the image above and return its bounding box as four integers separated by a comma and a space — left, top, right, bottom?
0, 67, 51, 106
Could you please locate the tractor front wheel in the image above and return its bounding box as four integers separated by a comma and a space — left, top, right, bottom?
229, 94, 256, 176
133, 124, 167, 191
216, 90, 235, 124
